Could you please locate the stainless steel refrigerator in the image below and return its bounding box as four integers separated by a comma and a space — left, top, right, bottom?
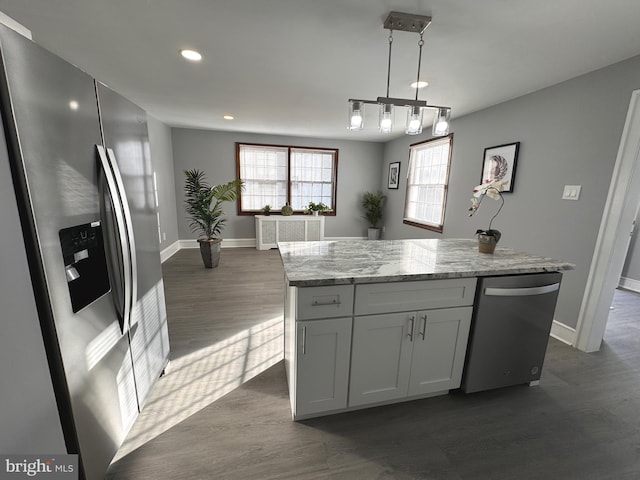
0, 23, 169, 479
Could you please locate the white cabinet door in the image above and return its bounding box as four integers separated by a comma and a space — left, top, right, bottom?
295, 317, 352, 417
349, 313, 414, 407
408, 307, 472, 396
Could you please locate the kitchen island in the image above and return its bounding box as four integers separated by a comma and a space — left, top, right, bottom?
279, 238, 574, 420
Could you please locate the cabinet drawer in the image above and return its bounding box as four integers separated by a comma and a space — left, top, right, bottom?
354, 278, 477, 315
297, 285, 354, 320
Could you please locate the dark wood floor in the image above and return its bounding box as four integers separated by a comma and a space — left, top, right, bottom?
107, 249, 640, 480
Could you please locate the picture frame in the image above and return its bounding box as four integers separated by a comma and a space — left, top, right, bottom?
480, 142, 520, 192
388, 162, 400, 189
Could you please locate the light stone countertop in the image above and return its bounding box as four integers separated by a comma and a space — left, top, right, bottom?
278, 238, 575, 287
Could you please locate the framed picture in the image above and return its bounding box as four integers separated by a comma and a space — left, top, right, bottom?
480, 142, 520, 192
388, 162, 400, 189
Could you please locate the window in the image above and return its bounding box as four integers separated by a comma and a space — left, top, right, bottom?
403, 134, 453, 233
237, 144, 288, 211
236, 143, 338, 214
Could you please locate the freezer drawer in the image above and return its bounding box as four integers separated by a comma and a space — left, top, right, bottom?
461, 272, 562, 393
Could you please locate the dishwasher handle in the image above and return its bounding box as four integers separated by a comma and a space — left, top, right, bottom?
484, 282, 560, 297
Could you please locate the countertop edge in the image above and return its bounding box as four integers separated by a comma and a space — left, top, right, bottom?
285, 264, 575, 287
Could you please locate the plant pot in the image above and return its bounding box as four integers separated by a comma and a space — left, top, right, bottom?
281, 203, 293, 216
367, 227, 381, 240
198, 238, 222, 268
477, 234, 498, 254
312, 211, 319, 216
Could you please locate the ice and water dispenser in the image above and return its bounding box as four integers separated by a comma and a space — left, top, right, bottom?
59, 222, 110, 313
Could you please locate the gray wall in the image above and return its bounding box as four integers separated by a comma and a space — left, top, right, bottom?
171, 129, 384, 241
381, 54, 640, 329
621, 209, 640, 284
147, 115, 179, 250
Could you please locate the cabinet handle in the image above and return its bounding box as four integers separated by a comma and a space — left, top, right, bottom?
419, 315, 427, 340
407, 316, 415, 341
301, 326, 307, 355
484, 283, 560, 297
311, 298, 341, 306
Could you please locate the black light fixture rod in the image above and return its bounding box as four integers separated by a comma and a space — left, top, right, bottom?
385, 30, 393, 98
415, 32, 424, 101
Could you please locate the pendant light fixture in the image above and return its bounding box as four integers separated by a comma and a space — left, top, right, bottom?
348, 12, 451, 136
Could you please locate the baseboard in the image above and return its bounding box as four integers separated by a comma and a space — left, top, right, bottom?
178, 238, 257, 249
619, 276, 640, 293
550, 320, 576, 346
160, 241, 181, 263
176, 237, 366, 251
221, 238, 256, 248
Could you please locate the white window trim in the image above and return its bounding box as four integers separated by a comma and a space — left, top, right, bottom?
403, 134, 453, 233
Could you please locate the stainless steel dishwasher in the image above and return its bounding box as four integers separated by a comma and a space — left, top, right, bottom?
461, 272, 562, 393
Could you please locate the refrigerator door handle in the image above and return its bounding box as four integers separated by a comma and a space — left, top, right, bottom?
106, 148, 138, 327
484, 283, 560, 297
96, 144, 133, 332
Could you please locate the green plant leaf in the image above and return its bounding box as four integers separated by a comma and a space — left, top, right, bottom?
184, 170, 244, 239
361, 191, 386, 228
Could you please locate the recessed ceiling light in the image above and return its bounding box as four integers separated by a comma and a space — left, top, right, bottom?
180, 49, 202, 61
223, 115, 234, 120
68, 100, 79, 110
410, 80, 429, 89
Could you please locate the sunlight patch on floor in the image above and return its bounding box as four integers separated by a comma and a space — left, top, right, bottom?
112, 315, 283, 461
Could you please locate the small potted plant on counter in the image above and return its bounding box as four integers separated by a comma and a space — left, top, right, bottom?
262, 204, 272, 216
304, 201, 330, 216
468, 178, 507, 253
184, 169, 244, 268
361, 191, 386, 240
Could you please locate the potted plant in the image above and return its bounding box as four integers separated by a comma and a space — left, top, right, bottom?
468, 178, 507, 253
362, 191, 386, 240
262, 204, 272, 216
281, 202, 294, 216
304, 201, 330, 216
184, 169, 244, 268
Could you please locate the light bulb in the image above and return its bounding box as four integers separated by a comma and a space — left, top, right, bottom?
379, 103, 393, 134
348, 101, 364, 131
432, 108, 451, 136
434, 120, 448, 135
406, 106, 423, 135
180, 49, 202, 61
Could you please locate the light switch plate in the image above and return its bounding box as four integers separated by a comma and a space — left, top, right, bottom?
562, 185, 582, 200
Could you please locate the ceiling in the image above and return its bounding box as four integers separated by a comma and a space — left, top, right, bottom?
1, 0, 640, 142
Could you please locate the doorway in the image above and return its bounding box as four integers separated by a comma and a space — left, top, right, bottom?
574, 89, 640, 352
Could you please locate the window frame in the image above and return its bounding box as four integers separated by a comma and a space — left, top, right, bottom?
236, 142, 338, 216
403, 133, 454, 233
